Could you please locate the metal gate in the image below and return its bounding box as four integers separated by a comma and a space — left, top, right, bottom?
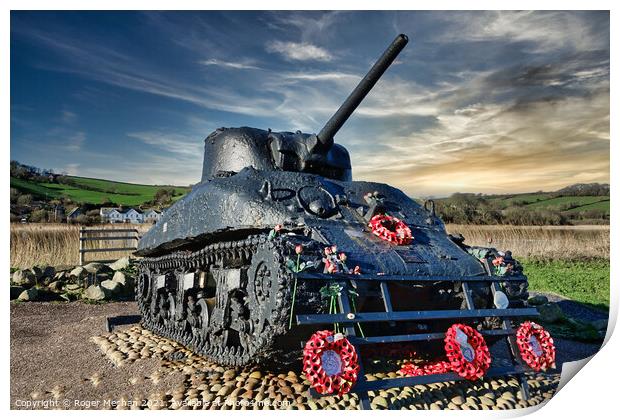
79, 227, 140, 265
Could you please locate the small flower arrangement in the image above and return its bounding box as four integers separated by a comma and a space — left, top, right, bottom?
268, 224, 284, 240
492, 255, 514, 276
322, 245, 361, 275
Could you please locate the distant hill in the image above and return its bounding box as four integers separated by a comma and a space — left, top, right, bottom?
434, 183, 609, 225
556, 183, 609, 196
10, 175, 190, 207
9, 159, 609, 225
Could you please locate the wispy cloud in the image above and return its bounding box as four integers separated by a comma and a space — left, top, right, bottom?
14, 26, 279, 118
438, 11, 608, 54
60, 110, 77, 123
266, 41, 333, 62
263, 11, 342, 43
350, 89, 609, 196
127, 131, 203, 157
60, 163, 80, 175
199, 58, 261, 70
65, 131, 85, 152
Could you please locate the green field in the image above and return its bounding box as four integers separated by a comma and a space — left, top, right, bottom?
563, 199, 610, 213
489, 193, 553, 207
524, 259, 610, 311
437, 189, 610, 224
524, 195, 609, 211
11, 176, 190, 206
486, 193, 609, 213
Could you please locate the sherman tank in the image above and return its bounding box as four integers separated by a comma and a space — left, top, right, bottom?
135, 34, 530, 369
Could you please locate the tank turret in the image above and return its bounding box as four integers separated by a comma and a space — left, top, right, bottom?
200, 34, 408, 183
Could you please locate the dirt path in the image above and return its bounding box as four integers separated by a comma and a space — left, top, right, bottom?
10, 301, 184, 409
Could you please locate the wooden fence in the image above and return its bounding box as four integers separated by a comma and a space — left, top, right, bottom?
79, 227, 141, 265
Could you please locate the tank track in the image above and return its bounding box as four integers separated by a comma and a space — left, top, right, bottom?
136, 234, 298, 367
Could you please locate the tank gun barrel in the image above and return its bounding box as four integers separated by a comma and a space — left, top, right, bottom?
317, 34, 409, 148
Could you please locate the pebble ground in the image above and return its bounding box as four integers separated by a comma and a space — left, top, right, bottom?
91, 326, 559, 410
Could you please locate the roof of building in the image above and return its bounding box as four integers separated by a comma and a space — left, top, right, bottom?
100, 207, 116, 215
101, 207, 150, 216
66, 207, 82, 217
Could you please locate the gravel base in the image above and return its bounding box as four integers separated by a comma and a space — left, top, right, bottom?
11, 301, 560, 410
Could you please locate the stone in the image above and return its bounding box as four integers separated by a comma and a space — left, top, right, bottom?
53, 271, 67, 281
280, 386, 293, 396
12, 269, 36, 287
30, 266, 44, 280
537, 303, 564, 323
69, 266, 86, 278
240, 390, 254, 399
18, 288, 39, 302
96, 273, 110, 282
372, 396, 388, 409
48, 281, 63, 293
10, 286, 26, 300
451, 395, 465, 405
217, 386, 232, 397
101, 280, 122, 295
83, 262, 112, 274
108, 257, 131, 271
42, 265, 56, 279
112, 271, 128, 287
249, 371, 262, 379
528, 295, 548, 306
83, 285, 107, 301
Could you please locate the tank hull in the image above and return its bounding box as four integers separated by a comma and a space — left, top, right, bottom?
138, 167, 486, 278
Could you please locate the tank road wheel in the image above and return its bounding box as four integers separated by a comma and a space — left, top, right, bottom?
188, 297, 211, 347
244, 237, 294, 362
135, 265, 152, 317
201, 237, 294, 366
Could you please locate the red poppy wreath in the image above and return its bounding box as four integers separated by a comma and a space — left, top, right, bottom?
302, 330, 360, 395
516, 321, 556, 371
368, 214, 413, 245
398, 324, 491, 381
444, 324, 492, 380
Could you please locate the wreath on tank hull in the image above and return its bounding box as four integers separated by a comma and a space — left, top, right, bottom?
368, 214, 413, 245
302, 330, 360, 395
516, 321, 556, 371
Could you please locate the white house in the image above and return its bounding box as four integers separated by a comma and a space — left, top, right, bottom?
99, 207, 164, 224
143, 209, 162, 224
100, 207, 115, 220
108, 209, 124, 223
123, 208, 144, 223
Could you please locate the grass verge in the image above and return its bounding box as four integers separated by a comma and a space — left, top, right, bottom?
523, 258, 610, 311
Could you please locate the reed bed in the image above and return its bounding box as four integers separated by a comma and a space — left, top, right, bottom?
10, 223, 609, 269
10, 223, 150, 269
445, 224, 609, 260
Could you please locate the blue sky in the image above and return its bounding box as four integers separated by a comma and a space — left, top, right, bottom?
10, 11, 609, 196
